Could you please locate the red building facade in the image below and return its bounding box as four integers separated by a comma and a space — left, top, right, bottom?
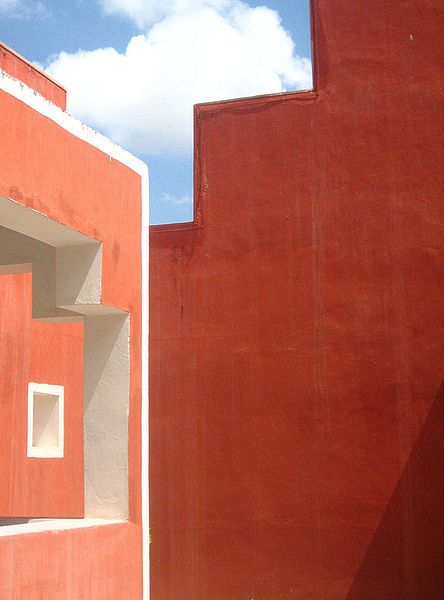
0, 44, 148, 598
1, 0, 443, 597
150, 1, 444, 598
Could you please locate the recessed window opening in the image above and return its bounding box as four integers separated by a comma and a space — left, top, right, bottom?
0, 216, 130, 521
27, 383, 64, 458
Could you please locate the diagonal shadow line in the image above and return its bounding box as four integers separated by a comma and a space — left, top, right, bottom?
345, 380, 444, 600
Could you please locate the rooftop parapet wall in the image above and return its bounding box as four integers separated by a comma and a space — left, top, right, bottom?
0, 42, 66, 110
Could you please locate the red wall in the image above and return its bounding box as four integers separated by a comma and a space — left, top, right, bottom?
0, 43, 66, 109
0, 89, 144, 525
0, 522, 141, 598
0, 272, 84, 518
149, 0, 444, 598
0, 50, 144, 597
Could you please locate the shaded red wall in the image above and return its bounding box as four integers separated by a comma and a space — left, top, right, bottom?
150, 0, 444, 598
0, 272, 84, 518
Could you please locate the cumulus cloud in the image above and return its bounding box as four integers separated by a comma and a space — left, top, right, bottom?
100, 0, 235, 28
0, 0, 49, 18
46, 0, 312, 156
99, 0, 168, 27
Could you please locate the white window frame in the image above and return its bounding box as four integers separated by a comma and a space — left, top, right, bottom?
27, 382, 64, 458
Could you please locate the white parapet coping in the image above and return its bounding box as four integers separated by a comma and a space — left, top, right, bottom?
0, 68, 147, 178
0, 518, 126, 538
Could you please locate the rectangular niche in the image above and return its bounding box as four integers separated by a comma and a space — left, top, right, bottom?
27, 382, 64, 458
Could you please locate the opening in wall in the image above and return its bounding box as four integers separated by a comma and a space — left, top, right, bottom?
0, 196, 129, 522
27, 383, 64, 458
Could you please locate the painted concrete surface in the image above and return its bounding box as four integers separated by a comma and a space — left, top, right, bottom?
0, 213, 131, 520
0, 42, 66, 109
0, 47, 148, 598
150, 0, 444, 598
0, 272, 84, 517
0, 521, 141, 598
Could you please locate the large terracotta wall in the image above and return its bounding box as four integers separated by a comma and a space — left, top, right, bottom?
0, 272, 84, 518
149, 0, 444, 598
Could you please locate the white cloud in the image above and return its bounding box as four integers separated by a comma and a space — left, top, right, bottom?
100, 0, 234, 28
162, 192, 193, 206
46, 0, 312, 156
99, 0, 167, 27
0, 0, 19, 12
0, 0, 49, 18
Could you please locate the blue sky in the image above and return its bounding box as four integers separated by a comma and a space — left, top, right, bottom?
0, 0, 312, 224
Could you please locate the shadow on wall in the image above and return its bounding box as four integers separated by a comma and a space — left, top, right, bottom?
346, 380, 444, 600
0, 196, 130, 522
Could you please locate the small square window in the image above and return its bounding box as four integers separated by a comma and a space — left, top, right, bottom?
27, 383, 64, 458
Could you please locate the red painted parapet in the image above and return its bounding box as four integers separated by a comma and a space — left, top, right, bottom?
150, 0, 444, 598
0, 42, 67, 109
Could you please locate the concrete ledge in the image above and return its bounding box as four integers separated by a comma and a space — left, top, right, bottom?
0, 518, 125, 538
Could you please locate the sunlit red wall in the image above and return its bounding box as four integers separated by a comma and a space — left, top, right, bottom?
0, 272, 84, 518
0, 51, 144, 598
149, 0, 444, 598
0, 42, 66, 109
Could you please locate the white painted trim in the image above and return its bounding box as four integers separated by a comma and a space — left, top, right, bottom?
141, 161, 150, 600
0, 518, 125, 538
0, 68, 146, 178
27, 382, 64, 459
1, 68, 149, 599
